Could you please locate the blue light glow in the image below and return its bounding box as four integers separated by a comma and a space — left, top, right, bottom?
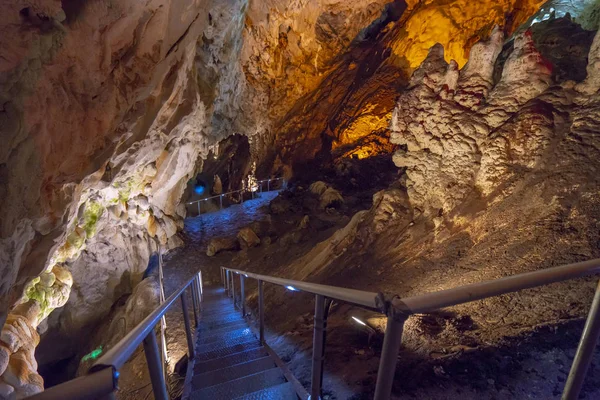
286, 285, 298, 292
194, 185, 206, 195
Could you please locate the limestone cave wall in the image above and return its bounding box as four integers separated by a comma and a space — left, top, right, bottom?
0, 0, 584, 397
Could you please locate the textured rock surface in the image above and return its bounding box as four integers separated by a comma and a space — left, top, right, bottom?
390, 19, 598, 222
206, 237, 239, 257
0, 0, 557, 394
0, 265, 71, 396
237, 227, 260, 249
272, 0, 545, 173
76, 276, 160, 375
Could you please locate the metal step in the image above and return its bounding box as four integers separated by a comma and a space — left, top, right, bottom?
233, 382, 298, 400
192, 356, 276, 388
194, 346, 268, 374
189, 367, 286, 400
200, 327, 254, 345
196, 333, 258, 355
201, 312, 245, 325
199, 317, 246, 331
201, 311, 243, 322
198, 320, 248, 335
195, 339, 261, 362
202, 308, 240, 318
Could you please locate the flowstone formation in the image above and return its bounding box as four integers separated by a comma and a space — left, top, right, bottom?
0, 0, 251, 393
272, 0, 546, 173
0, 0, 574, 396
391, 17, 600, 227
0, 266, 72, 397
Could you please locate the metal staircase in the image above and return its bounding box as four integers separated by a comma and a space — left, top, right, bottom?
183, 286, 301, 399
27, 258, 600, 400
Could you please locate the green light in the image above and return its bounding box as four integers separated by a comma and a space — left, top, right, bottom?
82, 346, 103, 362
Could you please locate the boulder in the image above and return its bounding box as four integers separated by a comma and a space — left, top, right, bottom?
309, 181, 328, 196
207, 237, 239, 256
319, 188, 344, 209
237, 227, 261, 249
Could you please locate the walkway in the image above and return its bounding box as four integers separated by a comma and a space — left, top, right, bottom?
183, 191, 279, 247
184, 286, 298, 399
162, 191, 282, 394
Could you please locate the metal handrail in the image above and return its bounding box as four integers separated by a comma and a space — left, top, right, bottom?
92, 275, 194, 370
26, 271, 204, 400
187, 177, 285, 206
223, 258, 600, 400
26, 257, 600, 400
27, 367, 117, 400
225, 267, 380, 309
375, 258, 600, 400
393, 258, 600, 314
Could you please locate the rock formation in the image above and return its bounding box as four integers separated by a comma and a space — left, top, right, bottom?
0, 266, 72, 396
0, 0, 584, 396
391, 18, 600, 229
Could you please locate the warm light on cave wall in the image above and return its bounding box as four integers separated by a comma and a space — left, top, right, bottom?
396, 0, 545, 68
329, 0, 545, 160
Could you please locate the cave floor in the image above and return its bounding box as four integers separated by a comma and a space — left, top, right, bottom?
152, 187, 600, 400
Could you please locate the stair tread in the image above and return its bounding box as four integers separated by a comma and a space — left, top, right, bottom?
192, 356, 275, 388
189, 367, 286, 400
185, 285, 295, 400
198, 320, 248, 335
195, 339, 261, 362
196, 333, 258, 354
233, 382, 298, 400
199, 326, 254, 344
194, 346, 269, 374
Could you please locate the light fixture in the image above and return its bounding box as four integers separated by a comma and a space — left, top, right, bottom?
352, 316, 367, 326
286, 285, 298, 292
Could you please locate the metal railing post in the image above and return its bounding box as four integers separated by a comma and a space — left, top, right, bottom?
373, 312, 407, 400
191, 279, 199, 327
232, 273, 237, 308
197, 202, 200, 216
180, 292, 195, 359
231, 270, 235, 298
267, 179, 270, 192
310, 295, 327, 400
197, 271, 203, 302
241, 275, 246, 316
258, 279, 265, 344
143, 330, 169, 400
563, 279, 600, 399
220, 195, 223, 209
226, 270, 230, 295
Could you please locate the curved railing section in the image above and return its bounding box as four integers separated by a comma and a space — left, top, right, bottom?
187, 177, 286, 214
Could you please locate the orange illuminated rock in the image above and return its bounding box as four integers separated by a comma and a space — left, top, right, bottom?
396, 0, 545, 69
